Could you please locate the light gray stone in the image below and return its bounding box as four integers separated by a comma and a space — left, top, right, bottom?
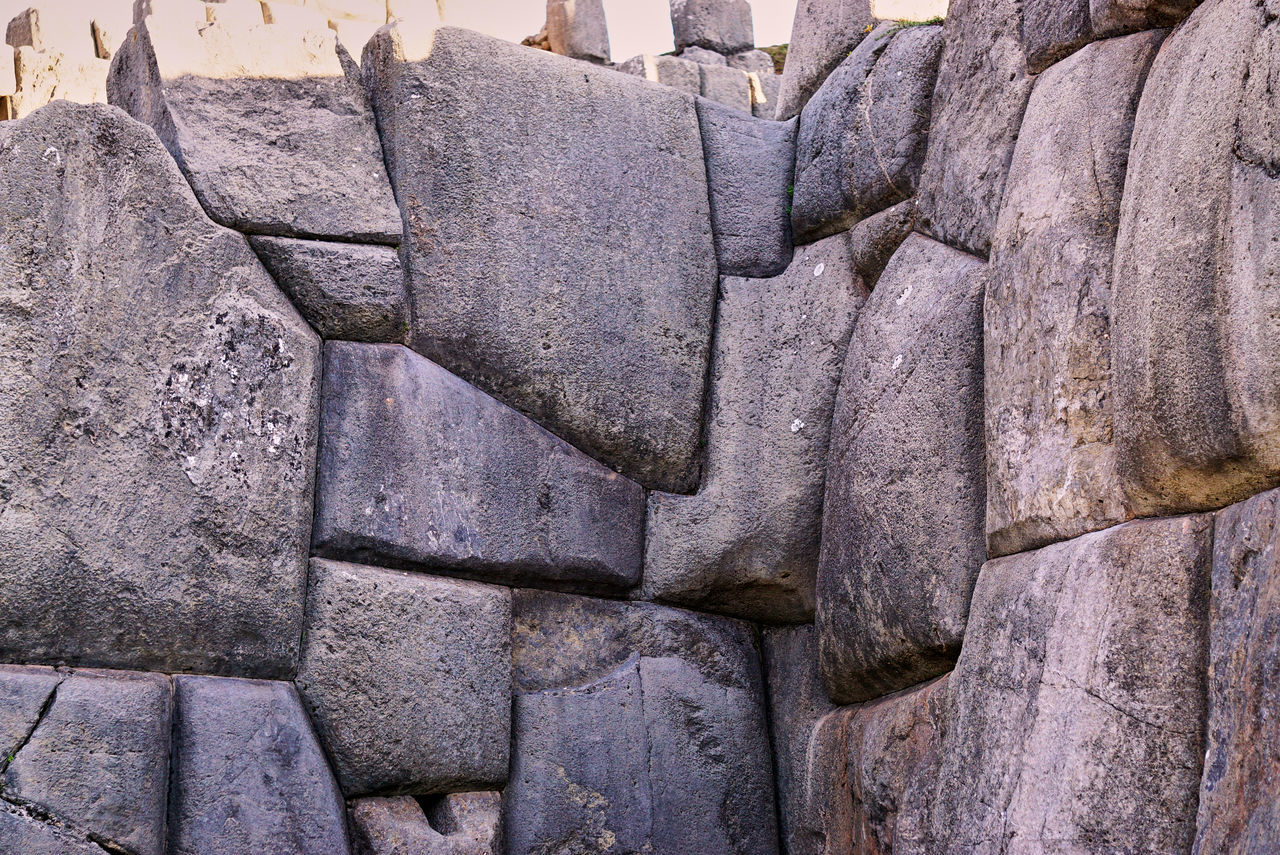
547, 0, 610, 64
0, 102, 318, 678
699, 61, 752, 112
363, 23, 718, 492
296, 558, 511, 797
817, 234, 986, 704
108, 16, 401, 242
985, 31, 1163, 558
313, 342, 644, 591
681, 44, 728, 65
751, 69, 780, 118
670, 0, 754, 54
844, 199, 916, 290
6, 7, 97, 60
696, 96, 796, 277
426, 794, 502, 855
351, 794, 502, 855
776, 0, 874, 120
728, 48, 775, 74
1021, 0, 1193, 73
616, 52, 702, 95
645, 233, 867, 623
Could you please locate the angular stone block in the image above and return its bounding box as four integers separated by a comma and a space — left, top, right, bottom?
351, 794, 502, 855
0, 666, 61, 762
817, 234, 986, 704
11, 45, 110, 118
645, 233, 867, 622
547, 0, 610, 64
6, 7, 97, 60
750, 69, 780, 118
0, 807, 106, 855
845, 198, 916, 290
670, 0, 754, 54
681, 44, 728, 65
616, 52, 701, 95
0, 102, 318, 678
169, 675, 350, 855
313, 343, 644, 591
699, 62, 752, 112
728, 47, 774, 74
776, 0, 874, 120
427, 793, 502, 855
108, 16, 401, 242
296, 558, 511, 796
364, 24, 717, 492
792, 707, 856, 855
985, 32, 1163, 558
696, 96, 796, 278
1022, 0, 1192, 73
249, 236, 408, 343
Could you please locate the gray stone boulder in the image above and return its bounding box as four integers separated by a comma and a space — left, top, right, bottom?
249, 237, 408, 343
108, 15, 401, 242
350, 794, 501, 855
547, 0, 609, 64
0, 101, 319, 678
681, 44, 729, 65
696, 96, 796, 277
817, 234, 986, 704
985, 31, 1163, 558
669, 0, 754, 54
363, 23, 717, 493
845, 199, 916, 290
312, 343, 644, 592
645, 232, 868, 623
616, 53, 701, 95
699, 62, 752, 112
926, 515, 1211, 854
296, 558, 511, 797
776, 0, 874, 120
728, 48, 775, 74
1022, 0, 1190, 72
168, 675, 350, 855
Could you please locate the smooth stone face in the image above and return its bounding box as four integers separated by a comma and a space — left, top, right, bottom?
817, 234, 986, 704
776, 0, 874, 120
845, 199, 916, 290
645, 233, 868, 623
915, 0, 1035, 256
927, 516, 1211, 854
1112, 0, 1280, 516
751, 69, 780, 118
350, 794, 501, 855
313, 343, 645, 592
699, 62, 752, 112
108, 16, 401, 242
0, 102, 318, 678
0, 666, 61, 761
616, 53, 702, 95
547, 0, 610, 63
669, 0, 754, 53
1021, 0, 1195, 72
792, 707, 857, 855
168, 675, 350, 855
296, 559, 511, 797
985, 32, 1163, 558
363, 24, 717, 493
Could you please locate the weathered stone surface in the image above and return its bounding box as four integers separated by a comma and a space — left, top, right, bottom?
108, 16, 401, 242
985, 32, 1162, 558
547, 0, 609, 63
351, 794, 501, 855
313, 343, 644, 591
249, 236, 408, 343
916, 0, 1035, 256
845, 199, 916, 290
817, 234, 986, 704
0, 101, 318, 677
681, 44, 728, 65
700, 62, 752, 112
696, 96, 796, 278
728, 48, 774, 74
1022, 0, 1194, 73
792, 23, 942, 245
11, 45, 110, 118
1112, 0, 1280, 516
670, 0, 754, 53
616, 52, 701, 94
792, 707, 856, 855
927, 515, 1210, 854
426, 794, 502, 855
297, 558, 511, 796
0, 805, 107, 855
750, 69, 780, 118
364, 24, 717, 492
169, 675, 350, 855
645, 233, 867, 622
776, 0, 874, 120
0, 666, 61, 762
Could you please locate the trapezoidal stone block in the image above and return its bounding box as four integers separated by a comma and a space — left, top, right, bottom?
0, 101, 319, 678
1021, 0, 1194, 73
984, 31, 1164, 558
616, 52, 701, 95
776, 0, 875, 121
362, 23, 718, 493
817, 233, 986, 705
669, 0, 754, 54
547, 0, 610, 64
312, 342, 645, 592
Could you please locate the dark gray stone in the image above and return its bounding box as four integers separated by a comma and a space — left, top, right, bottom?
312, 342, 645, 592
249, 237, 408, 343
350, 793, 501, 855
791, 707, 856, 855
168, 675, 350, 855
817, 234, 986, 704
547, 0, 610, 64
0, 805, 106, 855
844, 199, 916, 290
669, 0, 754, 54
699, 62, 752, 112
363, 23, 717, 492
0, 666, 61, 764
776, 0, 874, 120
696, 96, 796, 278
616, 53, 702, 95
1021, 0, 1193, 73
0, 102, 319, 678
296, 558, 511, 797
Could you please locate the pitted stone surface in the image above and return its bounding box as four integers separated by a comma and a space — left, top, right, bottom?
699, 62, 752, 112
363, 23, 717, 493
776, 0, 874, 120
0, 806, 107, 855
350, 794, 501, 855
1022, 0, 1192, 72
670, 0, 754, 54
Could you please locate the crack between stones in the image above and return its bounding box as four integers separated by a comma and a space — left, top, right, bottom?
0, 675, 62, 776
0, 792, 130, 855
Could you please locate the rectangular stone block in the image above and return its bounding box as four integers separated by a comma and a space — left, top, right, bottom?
547, 0, 610, 63
5, 6, 97, 60
350, 793, 501, 855
11, 46, 109, 118
670, 0, 754, 54
617, 52, 701, 95
776, 0, 874, 120
699, 62, 751, 112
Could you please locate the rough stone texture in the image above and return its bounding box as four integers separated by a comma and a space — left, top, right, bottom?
616, 52, 701, 95
350, 794, 501, 855
696, 96, 796, 278
985, 32, 1163, 559
1022, 0, 1195, 73
670, 0, 754, 53
700, 62, 752, 112
645, 233, 867, 623
728, 48, 775, 74
296, 558, 511, 797
925, 516, 1210, 853
792, 707, 857, 855
426, 794, 502, 855
1112, 0, 1280, 517
364, 23, 717, 493
313, 342, 644, 592
776, 0, 874, 120
0, 101, 319, 678
507, 590, 778, 855
249, 236, 408, 343
845, 199, 916, 290
681, 44, 728, 65
169, 675, 350, 855
751, 69, 780, 118
817, 234, 986, 704
108, 16, 401, 242
0, 666, 61, 762
0, 805, 108, 855
916, 0, 1036, 257
547, 0, 610, 64
11, 45, 110, 118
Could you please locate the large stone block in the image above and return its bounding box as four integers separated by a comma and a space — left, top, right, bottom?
0, 102, 318, 678
547, 0, 610, 63
670, 0, 754, 53
350, 794, 502, 855
1112, 0, 1280, 516
985, 31, 1163, 558
312, 343, 644, 591
0, 666, 61, 761
616, 52, 701, 95
108, 15, 401, 242
817, 234, 986, 704
1022, 0, 1195, 72
699, 62, 752, 112
645, 233, 867, 622
776, 0, 874, 120
363, 24, 717, 493
845, 199, 916, 290
296, 558, 511, 796
927, 516, 1210, 854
